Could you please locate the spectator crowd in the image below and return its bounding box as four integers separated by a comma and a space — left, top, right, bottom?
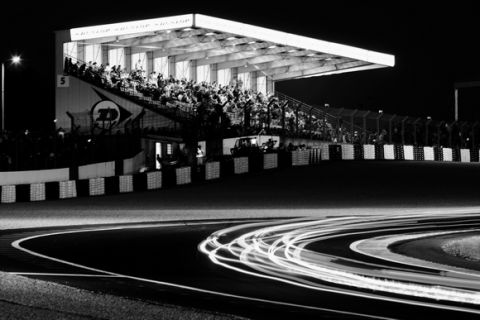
64, 58, 339, 140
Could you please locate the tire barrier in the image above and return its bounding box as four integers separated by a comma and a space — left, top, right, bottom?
383, 145, 395, 160
460, 149, 471, 163
354, 144, 363, 160
414, 146, 424, 161
472, 149, 480, 163
374, 145, 384, 160
119, 175, 134, 193
341, 144, 355, 160
4, 143, 480, 205
234, 157, 249, 174
363, 144, 376, 160
30, 183, 46, 202
89, 178, 105, 196
291, 150, 310, 166
263, 154, 278, 170
434, 147, 443, 161
206, 161, 221, 180
328, 145, 341, 160
320, 144, 330, 161
403, 145, 414, 160
394, 145, 404, 160
452, 148, 460, 162
309, 148, 321, 164
176, 167, 192, 185
147, 171, 163, 190
1, 185, 16, 203
423, 147, 435, 161
59, 180, 77, 199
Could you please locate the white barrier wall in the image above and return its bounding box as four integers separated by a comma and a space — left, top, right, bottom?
59, 181, 77, 199
30, 183, 46, 201
89, 178, 105, 196
341, 144, 355, 160
147, 171, 162, 190
206, 162, 221, 180
320, 144, 330, 160
363, 144, 376, 160
79, 161, 115, 180
404, 146, 414, 160
234, 157, 249, 174
292, 150, 310, 166
176, 167, 192, 185
1, 185, 16, 203
460, 149, 471, 162
423, 147, 435, 161
123, 151, 145, 175
119, 175, 133, 193
263, 154, 278, 170
442, 148, 453, 162
0, 168, 69, 186
383, 145, 395, 160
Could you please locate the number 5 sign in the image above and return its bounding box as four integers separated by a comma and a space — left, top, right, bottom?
57, 75, 70, 87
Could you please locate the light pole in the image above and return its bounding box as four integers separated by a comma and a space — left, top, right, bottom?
1, 55, 21, 131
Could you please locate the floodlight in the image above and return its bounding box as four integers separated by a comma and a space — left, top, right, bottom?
11, 56, 21, 64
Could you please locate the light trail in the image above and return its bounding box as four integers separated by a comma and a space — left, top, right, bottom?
199, 213, 480, 313
10, 220, 395, 320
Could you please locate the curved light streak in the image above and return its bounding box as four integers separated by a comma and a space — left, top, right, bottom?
199, 214, 480, 312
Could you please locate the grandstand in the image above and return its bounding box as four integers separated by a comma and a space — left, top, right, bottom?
55, 14, 394, 141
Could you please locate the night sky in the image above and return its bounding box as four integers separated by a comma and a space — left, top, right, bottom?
1, 1, 479, 131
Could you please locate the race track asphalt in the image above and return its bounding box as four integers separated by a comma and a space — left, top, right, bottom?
2, 160, 480, 319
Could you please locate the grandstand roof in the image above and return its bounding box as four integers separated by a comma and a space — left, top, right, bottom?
67, 14, 395, 81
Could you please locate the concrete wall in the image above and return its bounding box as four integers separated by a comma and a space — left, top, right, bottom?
0, 168, 69, 186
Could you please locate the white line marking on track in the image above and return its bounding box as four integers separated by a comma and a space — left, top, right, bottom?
9, 220, 413, 320
10, 272, 123, 277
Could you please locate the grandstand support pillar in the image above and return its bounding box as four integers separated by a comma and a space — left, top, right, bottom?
101, 45, 109, 65
1, 63, 3, 131
77, 43, 86, 63
454, 88, 459, 121
295, 105, 299, 134
350, 109, 358, 139
460, 121, 468, 148
309, 107, 313, 137
124, 47, 132, 72
266, 78, 275, 96
413, 118, 421, 146
281, 101, 287, 132
425, 118, 432, 146
168, 56, 176, 78
267, 99, 274, 131
146, 51, 154, 75
389, 114, 396, 144
190, 60, 197, 82
401, 116, 408, 145
437, 121, 445, 146
210, 64, 217, 83
448, 121, 456, 147
231, 67, 238, 85
362, 111, 370, 144
472, 121, 479, 149
336, 108, 344, 140
244, 101, 252, 133
250, 72, 257, 91
376, 112, 383, 134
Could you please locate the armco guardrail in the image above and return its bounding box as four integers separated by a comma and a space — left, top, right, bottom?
2, 145, 480, 204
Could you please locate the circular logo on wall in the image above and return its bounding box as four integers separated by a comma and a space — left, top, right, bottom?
91, 100, 121, 126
